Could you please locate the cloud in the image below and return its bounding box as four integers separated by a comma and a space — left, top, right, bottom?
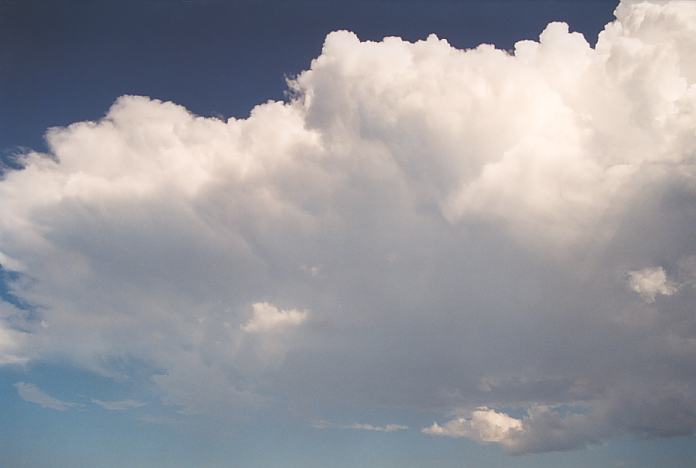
14, 382, 77, 411
425, 382, 696, 455
423, 407, 522, 443
312, 419, 408, 432
424, 405, 606, 454
1, 0, 696, 454
628, 267, 678, 302
241, 302, 308, 333
0, 325, 28, 365
92, 399, 146, 411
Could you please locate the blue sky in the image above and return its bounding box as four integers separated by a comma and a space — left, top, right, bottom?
3, 1, 696, 467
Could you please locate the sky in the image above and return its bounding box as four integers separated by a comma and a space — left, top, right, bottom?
2, 0, 696, 467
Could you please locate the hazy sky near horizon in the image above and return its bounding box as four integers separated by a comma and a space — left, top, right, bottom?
3, 1, 696, 467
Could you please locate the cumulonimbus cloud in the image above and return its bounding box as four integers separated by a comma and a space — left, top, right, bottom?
2, 0, 696, 454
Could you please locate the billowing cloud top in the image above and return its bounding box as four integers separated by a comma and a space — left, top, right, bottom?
2, 0, 696, 454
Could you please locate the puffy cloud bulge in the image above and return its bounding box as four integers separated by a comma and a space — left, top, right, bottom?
2, 0, 696, 453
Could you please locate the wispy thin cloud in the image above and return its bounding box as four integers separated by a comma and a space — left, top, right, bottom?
14, 382, 77, 411
92, 398, 146, 411
312, 419, 408, 433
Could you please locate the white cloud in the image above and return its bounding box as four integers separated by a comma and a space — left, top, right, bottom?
628, 267, 678, 302
423, 405, 607, 454
241, 302, 308, 333
0, 322, 28, 365
312, 419, 408, 432
14, 382, 77, 411
0, 0, 695, 454
423, 407, 522, 444
92, 399, 146, 411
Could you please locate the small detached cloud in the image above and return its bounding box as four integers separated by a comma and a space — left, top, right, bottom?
92, 398, 146, 411
423, 403, 620, 454
241, 302, 308, 333
627, 267, 678, 303
312, 419, 408, 433
15, 382, 78, 411
423, 407, 522, 444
